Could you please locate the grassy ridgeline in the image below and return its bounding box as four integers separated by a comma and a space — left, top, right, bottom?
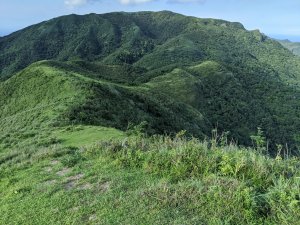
1, 133, 300, 224
1, 11, 300, 152
0, 61, 207, 150
1, 59, 300, 153
0, 62, 86, 150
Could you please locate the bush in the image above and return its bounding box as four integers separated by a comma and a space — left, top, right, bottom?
61, 147, 85, 167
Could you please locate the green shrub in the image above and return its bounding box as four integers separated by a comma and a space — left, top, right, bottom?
61, 147, 85, 167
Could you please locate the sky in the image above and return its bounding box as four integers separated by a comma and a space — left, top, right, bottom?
1, 0, 300, 41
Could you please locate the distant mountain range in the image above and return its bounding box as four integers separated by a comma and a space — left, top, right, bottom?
278, 39, 300, 56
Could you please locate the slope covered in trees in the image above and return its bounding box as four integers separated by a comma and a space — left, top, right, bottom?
2, 10, 300, 224
0, 11, 300, 153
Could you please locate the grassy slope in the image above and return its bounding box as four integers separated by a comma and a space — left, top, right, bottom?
53, 125, 124, 147
1, 12, 300, 223
1, 57, 300, 152
0, 60, 210, 152
0, 62, 84, 149
0, 62, 299, 223
1, 11, 300, 152
1, 134, 300, 224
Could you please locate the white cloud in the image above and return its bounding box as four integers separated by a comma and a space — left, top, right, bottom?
64, 0, 205, 7
64, 0, 154, 7
65, 0, 89, 7
168, 0, 206, 3
119, 0, 154, 4
119, 0, 206, 4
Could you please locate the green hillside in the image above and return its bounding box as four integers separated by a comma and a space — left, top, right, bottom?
1, 11, 300, 224
0, 60, 209, 150
1, 11, 300, 86
1, 11, 300, 152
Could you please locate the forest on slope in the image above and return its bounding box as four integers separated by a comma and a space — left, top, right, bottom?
0, 11, 300, 153
2, 11, 300, 224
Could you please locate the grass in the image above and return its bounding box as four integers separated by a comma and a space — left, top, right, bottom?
0, 62, 85, 137
1, 132, 300, 224
53, 125, 125, 147
0, 60, 207, 150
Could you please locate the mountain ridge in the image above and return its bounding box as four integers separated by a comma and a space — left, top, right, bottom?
277, 39, 300, 56
0, 11, 300, 152
0, 11, 272, 80
2, 11, 300, 224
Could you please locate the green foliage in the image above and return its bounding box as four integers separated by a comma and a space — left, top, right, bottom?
126, 121, 148, 137
61, 147, 85, 167
1, 126, 300, 224
251, 127, 267, 154
85, 135, 300, 223
1, 11, 300, 224
0, 11, 300, 154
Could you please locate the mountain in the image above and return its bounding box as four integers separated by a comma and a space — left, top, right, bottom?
2, 11, 300, 224
278, 39, 300, 56
1, 11, 300, 84
0, 11, 300, 152
0, 60, 207, 148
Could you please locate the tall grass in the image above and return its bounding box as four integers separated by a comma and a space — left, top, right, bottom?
85, 134, 300, 224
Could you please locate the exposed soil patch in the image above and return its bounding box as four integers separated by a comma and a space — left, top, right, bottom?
64, 173, 85, 190
56, 167, 71, 176
77, 183, 92, 190
98, 181, 110, 192
68, 173, 84, 181
89, 214, 97, 222
65, 181, 76, 190
50, 160, 59, 165
44, 179, 57, 186
44, 167, 52, 172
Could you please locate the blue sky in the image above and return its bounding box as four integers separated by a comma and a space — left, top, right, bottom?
1, 0, 300, 41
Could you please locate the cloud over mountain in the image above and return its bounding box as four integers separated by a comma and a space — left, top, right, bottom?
65, 0, 89, 7
64, 0, 205, 7
168, 0, 205, 3
119, 0, 154, 4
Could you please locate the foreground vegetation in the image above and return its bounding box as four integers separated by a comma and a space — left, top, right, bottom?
1, 127, 300, 224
